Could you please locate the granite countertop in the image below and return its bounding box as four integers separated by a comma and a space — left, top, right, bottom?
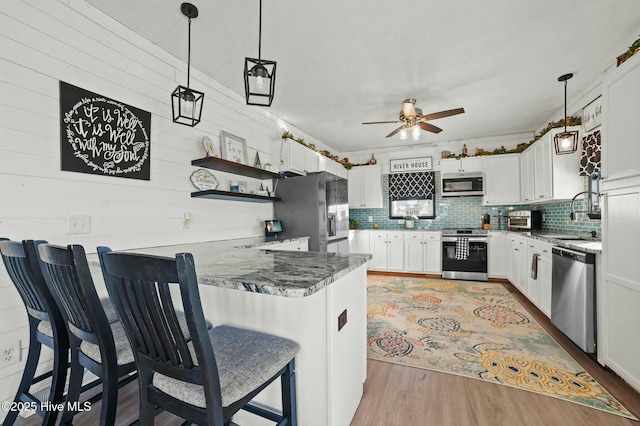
522, 232, 602, 253
93, 237, 370, 298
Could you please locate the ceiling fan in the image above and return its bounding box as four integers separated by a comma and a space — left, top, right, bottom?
362, 99, 465, 139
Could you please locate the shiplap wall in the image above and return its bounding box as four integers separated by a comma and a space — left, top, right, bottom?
0, 0, 337, 416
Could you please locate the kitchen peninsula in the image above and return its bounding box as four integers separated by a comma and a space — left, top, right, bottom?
94, 237, 371, 426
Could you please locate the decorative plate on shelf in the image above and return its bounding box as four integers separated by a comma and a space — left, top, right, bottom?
202, 135, 219, 157
190, 169, 219, 190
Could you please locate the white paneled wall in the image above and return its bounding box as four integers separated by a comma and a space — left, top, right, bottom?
0, 0, 337, 415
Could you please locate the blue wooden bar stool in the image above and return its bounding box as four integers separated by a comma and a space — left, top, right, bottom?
36, 243, 137, 426
98, 248, 299, 426
0, 239, 68, 426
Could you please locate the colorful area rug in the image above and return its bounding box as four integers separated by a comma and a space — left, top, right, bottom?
367, 275, 636, 420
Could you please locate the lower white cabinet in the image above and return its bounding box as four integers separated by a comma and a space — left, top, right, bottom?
600, 181, 640, 391
507, 234, 527, 293
370, 232, 404, 271
404, 232, 442, 274
255, 239, 309, 251
538, 244, 553, 317
507, 234, 553, 318
488, 231, 507, 278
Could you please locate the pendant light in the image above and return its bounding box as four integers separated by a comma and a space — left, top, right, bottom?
553, 73, 579, 155
244, 0, 277, 107
171, 3, 204, 127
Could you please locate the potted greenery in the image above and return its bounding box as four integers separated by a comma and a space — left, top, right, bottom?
403, 214, 418, 229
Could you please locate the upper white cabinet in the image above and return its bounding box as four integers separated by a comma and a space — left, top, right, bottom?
519, 127, 582, 203
440, 157, 484, 174
602, 52, 640, 182
483, 154, 521, 205
348, 165, 383, 209
275, 138, 319, 175
318, 155, 348, 179
520, 148, 535, 202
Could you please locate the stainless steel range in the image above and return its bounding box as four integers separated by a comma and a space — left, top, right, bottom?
441, 229, 488, 281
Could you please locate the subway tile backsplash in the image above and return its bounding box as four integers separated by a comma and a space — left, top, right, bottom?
349, 173, 601, 237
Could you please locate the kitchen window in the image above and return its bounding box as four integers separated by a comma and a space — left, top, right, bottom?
388, 171, 436, 219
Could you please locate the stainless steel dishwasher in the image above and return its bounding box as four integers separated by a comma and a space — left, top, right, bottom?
551, 246, 596, 353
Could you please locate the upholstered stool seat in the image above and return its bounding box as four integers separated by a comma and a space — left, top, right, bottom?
153, 325, 300, 408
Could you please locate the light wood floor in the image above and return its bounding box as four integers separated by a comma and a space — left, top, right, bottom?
13, 280, 640, 426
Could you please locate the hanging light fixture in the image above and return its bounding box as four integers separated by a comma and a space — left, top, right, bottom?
411, 125, 421, 141
171, 3, 204, 127
399, 128, 408, 140
244, 0, 277, 106
553, 73, 579, 155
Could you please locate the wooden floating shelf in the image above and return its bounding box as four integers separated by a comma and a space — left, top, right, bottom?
191, 190, 281, 203
191, 157, 280, 180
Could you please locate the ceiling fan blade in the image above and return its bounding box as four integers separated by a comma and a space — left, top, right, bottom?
386, 126, 406, 138
418, 122, 443, 134
362, 120, 402, 125
423, 107, 465, 121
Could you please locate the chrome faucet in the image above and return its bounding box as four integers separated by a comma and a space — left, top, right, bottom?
569, 191, 599, 220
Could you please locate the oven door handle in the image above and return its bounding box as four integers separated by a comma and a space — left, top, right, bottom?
442, 237, 488, 244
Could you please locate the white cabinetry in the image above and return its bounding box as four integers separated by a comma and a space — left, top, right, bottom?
369, 232, 404, 271
318, 155, 348, 179
483, 154, 521, 205
525, 239, 553, 316
506, 234, 553, 318
507, 234, 527, 293
348, 165, 383, 209
404, 232, 441, 274
602, 53, 640, 182
537, 242, 553, 318
600, 53, 640, 392
488, 231, 507, 278
440, 157, 484, 174
520, 148, 534, 202
525, 239, 540, 307
276, 138, 319, 175
519, 128, 582, 204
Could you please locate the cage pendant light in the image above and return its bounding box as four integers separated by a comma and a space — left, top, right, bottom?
244, 0, 277, 107
553, 73, 579, 155
171, 3, 204, 126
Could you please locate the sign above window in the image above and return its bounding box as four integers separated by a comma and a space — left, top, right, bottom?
390, 157, 432, 173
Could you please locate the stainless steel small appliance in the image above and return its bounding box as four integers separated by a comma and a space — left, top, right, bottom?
441, 229, 488, 281
441, 173, 484, 197
507, 210, 542, 231
551, 246, 596, 353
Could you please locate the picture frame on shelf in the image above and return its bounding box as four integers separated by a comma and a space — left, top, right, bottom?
220, 130, 248, 165
202, 135, 219, 158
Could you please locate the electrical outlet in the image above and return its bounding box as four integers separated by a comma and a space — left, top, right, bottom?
66, 215, 91, 234
368, 216, 373, 222
1, 341, 21, 367
183, 212, 191, 229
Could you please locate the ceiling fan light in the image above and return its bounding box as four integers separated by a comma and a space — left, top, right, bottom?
411, 125, 421, 140
399, 128, 408, 140
402, 99, 417, 119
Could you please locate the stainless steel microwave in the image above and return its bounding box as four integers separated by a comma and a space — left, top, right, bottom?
441, 173, 484, 197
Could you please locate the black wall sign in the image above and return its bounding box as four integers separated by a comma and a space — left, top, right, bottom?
60, 81, 151, 180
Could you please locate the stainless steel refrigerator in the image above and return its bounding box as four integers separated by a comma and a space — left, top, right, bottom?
273, 172, 349, 253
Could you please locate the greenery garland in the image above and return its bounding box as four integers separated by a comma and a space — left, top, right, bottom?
283, 115, 582, 168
